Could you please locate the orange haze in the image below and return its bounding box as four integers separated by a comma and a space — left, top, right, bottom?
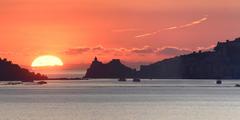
0, 0, 240, 69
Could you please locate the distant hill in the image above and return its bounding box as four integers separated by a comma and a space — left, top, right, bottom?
0, 58, 48, 81
84, 37, 240, 79
138, 37, 240, 79
84, 57, 136, 78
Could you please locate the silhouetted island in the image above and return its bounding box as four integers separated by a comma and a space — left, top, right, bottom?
0, 58, 48, 82
84, 57, 136, 78
84, 37, 240, 79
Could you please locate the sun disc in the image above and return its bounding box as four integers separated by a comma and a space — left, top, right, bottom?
31, 55, 63, 67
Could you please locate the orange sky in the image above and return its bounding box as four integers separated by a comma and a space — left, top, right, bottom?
1, 0, 240, 69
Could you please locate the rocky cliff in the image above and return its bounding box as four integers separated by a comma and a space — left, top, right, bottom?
84, 57, 136, 78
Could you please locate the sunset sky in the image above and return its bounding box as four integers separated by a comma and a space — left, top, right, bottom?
1, 0, 240, 70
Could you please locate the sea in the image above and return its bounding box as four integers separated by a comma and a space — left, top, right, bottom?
1, 79, 240, 120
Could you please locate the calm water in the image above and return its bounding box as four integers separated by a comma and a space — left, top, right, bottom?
1, 79, 240, 120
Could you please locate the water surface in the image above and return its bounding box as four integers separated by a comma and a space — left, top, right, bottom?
0, 79, 240, 120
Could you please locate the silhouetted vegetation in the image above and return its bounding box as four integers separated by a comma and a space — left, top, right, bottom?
0, 58, 48, 81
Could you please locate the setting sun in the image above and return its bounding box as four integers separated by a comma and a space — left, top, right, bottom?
31, 55, 63, 67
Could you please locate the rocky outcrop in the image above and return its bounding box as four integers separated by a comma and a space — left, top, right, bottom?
84, 57, 136, 78
84, 37, 240, 79
0, 58, 48, 81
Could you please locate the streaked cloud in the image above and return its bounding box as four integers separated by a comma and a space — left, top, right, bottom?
196, 45, 215, 51
135, 32, 158, 38
64, 45, 109, 55
92, 45, 105, 51
64, 44, 216, 60
178, 17, 208, 28
136, 15, 208, 38
156, 47, 191, 56
130, 46, 154, 54
64, 47, 91, 55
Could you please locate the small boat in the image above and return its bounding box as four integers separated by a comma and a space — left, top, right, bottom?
133, 78, 141, 82
37, 81, 47, 85
216, 80, 222, 84
6, 81, 22, 85
118, 77, 126, 82
235, 84, 240, 87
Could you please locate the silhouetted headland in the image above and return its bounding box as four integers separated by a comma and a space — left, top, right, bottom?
0, 58, 48, 82
84, 37, 240, 79
84, 57, 136, 78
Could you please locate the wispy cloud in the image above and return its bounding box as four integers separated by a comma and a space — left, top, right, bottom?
196, 44, 215, 51
134, 32, 158, 38
178, 17, 208, 28
156, 47, 191, 56
130, 46, 155, 54
135, 15, 208, 38
64, 44, 214, 58
64, 47, 91, 55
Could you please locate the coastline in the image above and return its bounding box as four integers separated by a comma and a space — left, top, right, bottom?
1, 79, 240, 88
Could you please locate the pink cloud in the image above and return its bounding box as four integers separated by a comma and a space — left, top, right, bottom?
156, 47, 191, 56
64, 47, 91, 55
64, 45, 214, 59
130, 46, 155, 54
196, 45, 215, 52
